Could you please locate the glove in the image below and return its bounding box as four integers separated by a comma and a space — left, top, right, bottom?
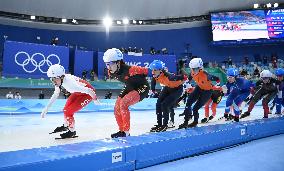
222, 85, 228, 94
41, 107, 48, 118
183, 75, 188, 81
244, 94, 253, 103
148, 90, 155, 97
215, 79, 220, 86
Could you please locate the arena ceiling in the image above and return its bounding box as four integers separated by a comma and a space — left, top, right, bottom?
0, 0, 283, 31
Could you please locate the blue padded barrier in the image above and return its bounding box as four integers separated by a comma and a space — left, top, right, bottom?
0, 139, 135, 171
127, 123, 248, 169
245, 117, 284, 140
0, 118, 283, 171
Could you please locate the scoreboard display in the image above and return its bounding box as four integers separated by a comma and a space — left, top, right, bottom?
211, 8, 284, 41
266, 9, 284, 38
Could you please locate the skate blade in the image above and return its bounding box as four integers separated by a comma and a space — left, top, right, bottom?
55, 136, 78, 140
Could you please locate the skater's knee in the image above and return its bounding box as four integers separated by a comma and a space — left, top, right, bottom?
63, 108, 74, 117
119, 100, 130, 110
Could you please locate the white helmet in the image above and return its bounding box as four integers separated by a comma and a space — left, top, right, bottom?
47, 64, 65, 78
103, 48, 123, 63
189, 58, 203, 69
260, 70, 272, 78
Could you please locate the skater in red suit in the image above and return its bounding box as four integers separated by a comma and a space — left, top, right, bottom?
41, 64, 98, 139
103, 48, 149, 138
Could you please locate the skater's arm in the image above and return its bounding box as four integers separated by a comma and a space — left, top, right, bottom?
151, 77, 157, 92
41, 87, 60, 118
129, 66, 148, 76
165, 71, 188, 81
207, 73, 220, 85
46, 87, 60, 109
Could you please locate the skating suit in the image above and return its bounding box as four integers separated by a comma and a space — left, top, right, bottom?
183, 69, 220, 122
109, 63, 149, 132
247, 78, 281, 116
204, 88, 224, 118
151, 71, 186, 126
51, 74, 96, 129
224, 77, 253, 116
275, 80, 284, 114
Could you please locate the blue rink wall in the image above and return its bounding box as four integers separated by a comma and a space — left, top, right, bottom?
0, 117, 284, 170
0, 99, 284, 170
0, 98, 264, 115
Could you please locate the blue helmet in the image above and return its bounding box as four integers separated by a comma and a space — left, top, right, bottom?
149, 60, 165, 70
226, 68, 239, 77
275, 68, 284, 76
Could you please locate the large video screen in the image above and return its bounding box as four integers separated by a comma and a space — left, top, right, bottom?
211, 9, 284, 41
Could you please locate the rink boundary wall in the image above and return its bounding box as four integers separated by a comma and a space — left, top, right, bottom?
0, 99, 265, 115
0, 117, 284, 171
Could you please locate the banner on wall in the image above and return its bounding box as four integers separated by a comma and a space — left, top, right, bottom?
74, 50, 94, 78
3, 41, 69, 78
97, 52, 177, 79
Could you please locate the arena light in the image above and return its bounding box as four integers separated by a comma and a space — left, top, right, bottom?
30, 15, 36, 20
123, 18, 129, 25
266, 3, 272, 8
253, 4, 259, 8
138, 20, 143, 24
116, 20, 122, 25
132, 20, 137, 24
61, 18, 67, 23
103, 17, 112, 27
274, 3, 279, 8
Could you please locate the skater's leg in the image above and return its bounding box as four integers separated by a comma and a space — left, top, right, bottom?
160, 86, 183, 126
119, 90, 140, 132
156, 88, 168, 126
114, 97, 123, 131
204, 99, 212, 118
191, 90, 212, 124
170, 108, 175, 123
275, 97, 282, 114
211, 102, 217, 117
211, 91, 223, 118
63, 93, 93, 131
179, 87, 200, 129
184, 86, 200, 121
247, 88, 264, 113
233, 92, 249, 116
201, 99, 212, 123
263, 91, 277, 118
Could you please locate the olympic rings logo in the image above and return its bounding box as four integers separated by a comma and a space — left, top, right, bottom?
14, 51, 61, 73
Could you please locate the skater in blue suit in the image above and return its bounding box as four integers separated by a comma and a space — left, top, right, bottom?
222, 68, 253, 122
274, 68, 284, 115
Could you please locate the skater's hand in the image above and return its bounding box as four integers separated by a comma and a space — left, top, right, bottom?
41, 107, 48, 118
221, 85, 228, 94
